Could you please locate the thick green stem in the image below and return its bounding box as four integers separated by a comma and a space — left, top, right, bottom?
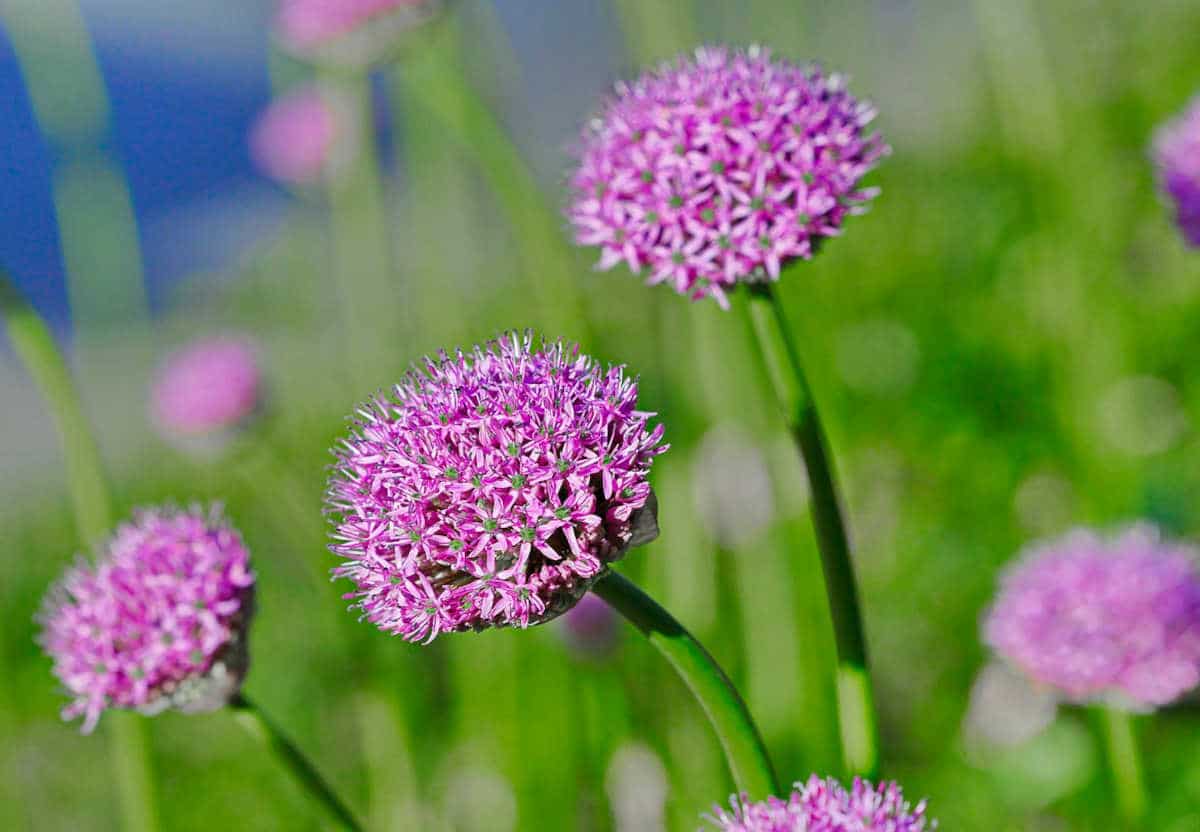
745, 279, 879, 777
108, 714, 158, 832
592, 570, 779, 799
230, 694, 363, 831
1098, 707, 1146, 827
1, 275, 159, 831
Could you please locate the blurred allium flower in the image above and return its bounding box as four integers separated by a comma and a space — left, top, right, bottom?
38, 507, 255, 733
559, 592, 619, 658
1153, 96, 1200, 247
151, 336, 262, 442
707, 775, 933, 831
326, 332, 666, 643
985, 525, 1200, 709
250, 86, 345, 185
569, 45, 889, 307
275, 0, 442, 65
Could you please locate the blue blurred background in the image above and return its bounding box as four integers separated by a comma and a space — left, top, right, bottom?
5, 1, 1200, 830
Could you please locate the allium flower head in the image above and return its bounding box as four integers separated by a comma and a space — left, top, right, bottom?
559, 592, 619, 658
151, 336, 262, 442
251, 85, 346, 185
326, 332, 666, 643
275, 0, 443, 66
707, 775, 933, 831
985, 525, 1200, 709
1153, 95, 1200, 247
569, 45, 889, 307
38, 506, 255, 733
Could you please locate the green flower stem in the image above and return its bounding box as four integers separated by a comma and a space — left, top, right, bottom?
0, 0, 148, 343
1098, 706, 1147, 827
321, 68, 396, 394
230, 694, 363, 831
393, 21, 589, 341
745, 278, 879, 777
592, 570, 779, 799
0, 275, 159, 832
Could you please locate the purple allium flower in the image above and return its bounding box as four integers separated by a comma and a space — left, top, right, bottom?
984, 525, 1200, 709
707, 775, 933, 831
1153, 96, 1200, 247
275, 0, 442, 65
38, 506, 255, 734
326, 332, 666, 643
568, 45, 889, 308
251, 86, 344, 185
151, 336, 262, 441
559, 592, 619, 658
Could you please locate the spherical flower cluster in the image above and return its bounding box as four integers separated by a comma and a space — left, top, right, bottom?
38, 507, 255, 733
569, 45, 889, 307
707, 776, 933, 831
151, 336, 262, 441
985, 525, 1200, 709
251, 86, 344, 185
275, 0, 442, 65
1153, 95, 1200, 247
326, 332, 666, 643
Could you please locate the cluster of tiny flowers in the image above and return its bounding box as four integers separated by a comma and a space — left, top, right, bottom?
326, 332, 666, 643
569, 45, 889, 307
707, 776, 933, 831
985, 525, 1200, 709
38, 507, 255, 733
1153, 95, 1200, 247
251, 86, 342, 186
275, 0, 440, 60
151, 336, 262, 439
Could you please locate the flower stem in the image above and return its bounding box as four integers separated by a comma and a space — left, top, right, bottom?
592, 570, 779, 799
744, 278, 879, 777
321, 67, 396, 394
392, 19, 590, 341
0, 274, 159, 831
230, 693, 363, 831
109, 713, 158, 832
1098, 706, 1147, 827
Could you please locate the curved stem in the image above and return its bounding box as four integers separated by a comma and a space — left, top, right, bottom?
1, 275, 159, 831
230, 694, 363, 831
745, 278, 879, 777
592, 570, 779, 799
1098, 706, 1146, 827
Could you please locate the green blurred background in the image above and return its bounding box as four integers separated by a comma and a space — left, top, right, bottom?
3, 0, 1200, 828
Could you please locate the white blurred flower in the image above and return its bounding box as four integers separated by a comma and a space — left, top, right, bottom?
606, 742, 668, 832
964, 661, 1058, 752
691, 425, 775, 548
